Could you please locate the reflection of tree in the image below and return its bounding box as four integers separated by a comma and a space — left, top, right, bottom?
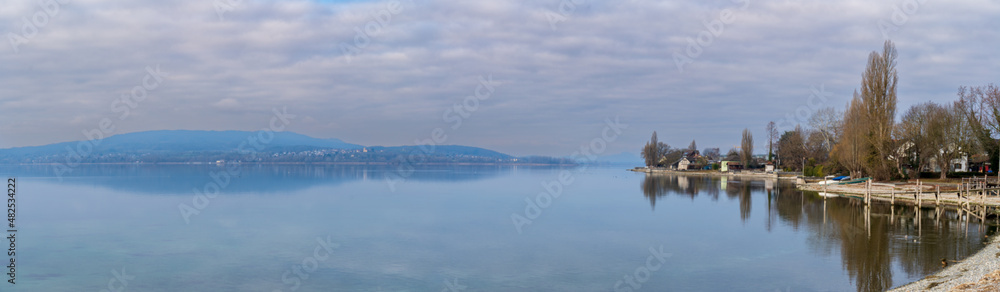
641, 174, 724, 209
787, 195, 988, 292
639, 175, 994, 292
739, 183, 752, 222
836, 205, 892, 292
641, 174, 670, 209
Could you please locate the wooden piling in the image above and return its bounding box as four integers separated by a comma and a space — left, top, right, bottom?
865, 180, 871, 205
936, 185, 940, 206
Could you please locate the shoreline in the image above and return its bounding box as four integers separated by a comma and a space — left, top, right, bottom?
890, 235, 1000, 291
628, 167, 792, 179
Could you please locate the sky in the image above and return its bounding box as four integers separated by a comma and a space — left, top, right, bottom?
0, 0, 997, 157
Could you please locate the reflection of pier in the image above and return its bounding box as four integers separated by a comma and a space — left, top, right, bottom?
807, 177, 1000, 238
642, 174, 996, 292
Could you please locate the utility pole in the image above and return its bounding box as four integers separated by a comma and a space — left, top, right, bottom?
802, 158, 806, 176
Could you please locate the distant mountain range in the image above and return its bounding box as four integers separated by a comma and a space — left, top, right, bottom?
0, 130, 572, 165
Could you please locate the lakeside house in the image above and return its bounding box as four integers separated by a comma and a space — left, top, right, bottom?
673, 151, 710, 171
677, 158, 691, 170
892, 140, 993, 174
720, 161, 743, 172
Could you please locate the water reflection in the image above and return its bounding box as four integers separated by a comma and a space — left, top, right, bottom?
0, 164, 515, 195
641, 174, 998, 292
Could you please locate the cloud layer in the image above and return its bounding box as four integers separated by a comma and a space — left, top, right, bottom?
1, 0, 997, 156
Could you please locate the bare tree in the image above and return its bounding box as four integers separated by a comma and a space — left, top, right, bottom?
805, 129, 828, 163
777, 126, 806, 171
896, 102, 936, 178
927, 103, 979, 178
859, 40, 899, 180
956, 84, 1000, 170
834, 92, 868, 179
641, 131, 661, 167
740, 128, 754, 169
830, 41, 899, 180
725, 148, 740, 161
766, 121, 777, 161
702, 148, 720, 161
808, 107, 843, 153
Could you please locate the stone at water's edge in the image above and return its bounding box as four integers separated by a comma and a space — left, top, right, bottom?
890, 236, 1000, 292
949, 270, 1000, 291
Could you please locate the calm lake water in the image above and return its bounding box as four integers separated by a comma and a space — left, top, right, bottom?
2, 164, 997, 291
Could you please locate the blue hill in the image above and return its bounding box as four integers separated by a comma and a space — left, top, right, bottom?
0, 130, 360, 157
0, 130, 552, 164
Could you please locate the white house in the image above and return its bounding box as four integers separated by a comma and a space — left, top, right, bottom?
677, 158, 691, 170
951, 156, 969, 172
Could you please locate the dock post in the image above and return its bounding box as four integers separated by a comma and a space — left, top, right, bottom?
962, 182, 966, 208
891, 186, 895, 204
866, 180, 871, 205
935, 185, 940, 206
917, 180, 922, 206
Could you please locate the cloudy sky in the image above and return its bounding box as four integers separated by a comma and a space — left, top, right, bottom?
0, 0, 996, 156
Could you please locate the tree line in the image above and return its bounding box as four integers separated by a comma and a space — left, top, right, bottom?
641, 130, 753, 169
642, 40, 1000, 181
771, 40, 998, 181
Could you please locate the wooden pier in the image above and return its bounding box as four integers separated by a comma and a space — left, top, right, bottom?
800, 175, 1000, 222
